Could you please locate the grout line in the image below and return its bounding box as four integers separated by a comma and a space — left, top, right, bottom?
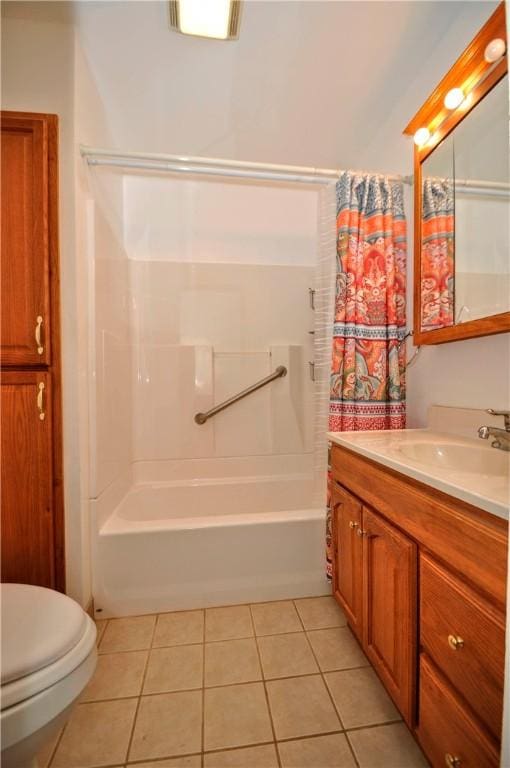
344, 730, 361, 767
201, 608, 206, 766
201, 740, 276, 757
345, 718, 403, 733
124, 618, 157, 763
127, 751, 201, 766
249, 605, 282, 768
97, 596, 330, 625
293, 597, 347, 735
45, 722, 68, 768
80, 661, 375, 706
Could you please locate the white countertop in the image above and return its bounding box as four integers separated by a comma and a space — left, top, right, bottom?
327, 429, 509, 521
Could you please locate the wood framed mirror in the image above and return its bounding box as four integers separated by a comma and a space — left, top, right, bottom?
404, 3, 510, 345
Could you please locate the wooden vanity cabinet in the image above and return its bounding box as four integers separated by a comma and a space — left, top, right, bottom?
331, 483, 363, 639
331, 483, 416, 725
330, 443, 508, 767
361, 507, 417, 726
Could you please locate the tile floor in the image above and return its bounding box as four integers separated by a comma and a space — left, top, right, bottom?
38, 597, 428, 768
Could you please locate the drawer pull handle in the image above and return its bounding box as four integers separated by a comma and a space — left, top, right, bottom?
448, 634, 464, 650
445, 754, 461, 768
37, 382, 45, 421
349, 521, 358, 529
35, 315, 44, 355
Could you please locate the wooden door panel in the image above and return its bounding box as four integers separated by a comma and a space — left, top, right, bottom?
362, 506, 417, 725
1, 371, 54, 587
1, 114, 51, 365
331, 483, 363, 639
418, 654, 499, 768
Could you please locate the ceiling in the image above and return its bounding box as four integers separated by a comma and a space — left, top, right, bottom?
3, 1, 498, 171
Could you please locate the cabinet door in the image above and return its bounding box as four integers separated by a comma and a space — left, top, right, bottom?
1, 114, 51, 365
1, 371, 55, 587
362, 506, 417, 725
331, 483, 363, 639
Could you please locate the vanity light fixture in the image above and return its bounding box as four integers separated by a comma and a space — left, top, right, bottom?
413, 127, 431, 147
444, 87, 465, 110
169, 0, 241, 40
484, 37, 506, 63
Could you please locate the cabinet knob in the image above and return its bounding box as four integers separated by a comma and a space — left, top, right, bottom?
447, 634, 464, 651
445, 753, 461, 768
349, 521, 358, 529
356, 528, 367, 537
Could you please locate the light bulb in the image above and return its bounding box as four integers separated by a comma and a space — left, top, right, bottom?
484, 38, 506, 63
444, 88, 465, 110
414, 128, 430, 147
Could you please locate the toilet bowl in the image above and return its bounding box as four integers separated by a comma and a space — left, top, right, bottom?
1, 584, 97, 768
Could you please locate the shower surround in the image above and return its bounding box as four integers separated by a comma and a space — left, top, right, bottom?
89, 172, 334, 616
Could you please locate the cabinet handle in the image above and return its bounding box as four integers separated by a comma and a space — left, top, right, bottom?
35, 316, 44, 355
37, 382, 45, 421
445, 754, 461, 768
447, 634, 464, 651
356, 528, 367, 537
349, 521, 358, 529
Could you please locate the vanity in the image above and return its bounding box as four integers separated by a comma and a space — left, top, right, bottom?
328, 422, 508, 768
325, 4, 509, 765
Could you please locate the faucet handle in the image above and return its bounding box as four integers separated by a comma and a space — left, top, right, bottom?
486, 409, 510, 430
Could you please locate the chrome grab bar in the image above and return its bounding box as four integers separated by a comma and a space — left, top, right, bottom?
194, 365, 287, 425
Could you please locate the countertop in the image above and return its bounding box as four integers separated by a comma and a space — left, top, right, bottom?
327, 428, 509, 521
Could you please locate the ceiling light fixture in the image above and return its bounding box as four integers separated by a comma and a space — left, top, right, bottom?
444, 87, 465, 110
169, 0, 241, 40
413, 127, 431, 147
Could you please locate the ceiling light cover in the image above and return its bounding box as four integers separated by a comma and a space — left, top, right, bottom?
414, 127, 431, 147
170, 0, 241, 40
444, 88, 465, 110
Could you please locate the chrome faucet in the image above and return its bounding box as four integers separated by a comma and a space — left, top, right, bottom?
478, 409, 510, 452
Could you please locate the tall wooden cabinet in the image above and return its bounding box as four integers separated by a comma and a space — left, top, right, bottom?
1, 111, 64, 591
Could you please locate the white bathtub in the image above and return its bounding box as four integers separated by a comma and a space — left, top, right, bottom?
93, 471, 329, 617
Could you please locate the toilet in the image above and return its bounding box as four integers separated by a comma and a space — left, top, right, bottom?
1, 584, 97, 768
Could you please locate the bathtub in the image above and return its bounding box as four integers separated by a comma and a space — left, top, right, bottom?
93, 470, 329, 617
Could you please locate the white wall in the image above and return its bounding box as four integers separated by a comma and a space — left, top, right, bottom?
1, 7, 133, 608
0, 12, 90, 603
124, 175, 318, 476
359, 1, 510, 430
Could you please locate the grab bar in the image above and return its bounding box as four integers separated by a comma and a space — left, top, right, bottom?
194, 365, 287, 425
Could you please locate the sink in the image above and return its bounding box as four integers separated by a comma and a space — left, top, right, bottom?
397, 441, 509, 477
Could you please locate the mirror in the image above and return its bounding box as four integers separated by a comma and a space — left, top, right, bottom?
404, 2, 510, 344
421, 76, 509, 331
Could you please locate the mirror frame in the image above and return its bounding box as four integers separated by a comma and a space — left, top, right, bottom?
404, 2, 510, 345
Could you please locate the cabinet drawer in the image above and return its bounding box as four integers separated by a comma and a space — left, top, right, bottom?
418, 654, 499, 768
420, 554, 504, 739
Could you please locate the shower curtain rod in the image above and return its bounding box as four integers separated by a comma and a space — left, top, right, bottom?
79, 145, 412, 186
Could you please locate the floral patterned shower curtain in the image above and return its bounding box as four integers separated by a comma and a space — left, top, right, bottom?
421, 178, 455, 330
326, 172, 407, 578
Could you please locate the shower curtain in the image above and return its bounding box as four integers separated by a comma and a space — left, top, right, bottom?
421, 178, 455, 329
326, 171, 407, 578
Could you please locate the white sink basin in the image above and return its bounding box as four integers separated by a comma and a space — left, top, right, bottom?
397, 442, 509, 477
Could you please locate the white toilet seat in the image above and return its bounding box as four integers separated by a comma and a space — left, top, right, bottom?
1, 617, 97, 710
1, 584, 97, 765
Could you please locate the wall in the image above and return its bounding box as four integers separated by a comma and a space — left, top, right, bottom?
1, 6, 133, 607
0, 11, 89, 603
124, 175, 319, 479
74, 37, 134, 559
353, 1, 509, 428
